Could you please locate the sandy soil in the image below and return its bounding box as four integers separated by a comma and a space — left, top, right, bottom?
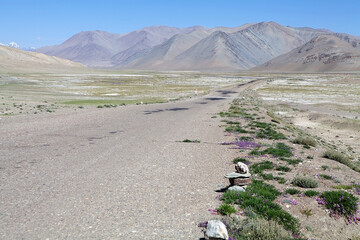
0, 81, 261, 239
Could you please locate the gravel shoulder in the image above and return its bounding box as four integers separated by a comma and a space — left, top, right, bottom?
0, 81, 261, 239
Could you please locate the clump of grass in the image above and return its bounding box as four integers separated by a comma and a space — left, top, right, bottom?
182, 139, 200, 143
225, 125, 248, 133
239, 136, 254, 141
262, 143, 293, 157
317, 191, 359, 221
276, 166, 291, 172
319, 174, 333, 180
323, 150, 348, 162
285, 188, 301, 195
216, 204, 237, 216
321, 165, 330, 171
221, 180, 299, 233
333, 184, 360, 190
233, 157, 251, 165
250, 161, 274, 174
250, 143, 293, 158
291, 177, 318, 188
293, 136, 317, 147
300, 208, 313, 217
256, 128, 287, 140
279, 157, 303, 166
260, 173, 286, 184
304, 190, 320, 197
223, 217, 292, 240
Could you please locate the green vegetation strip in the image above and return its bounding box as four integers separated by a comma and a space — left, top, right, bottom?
221, 180, 299, 233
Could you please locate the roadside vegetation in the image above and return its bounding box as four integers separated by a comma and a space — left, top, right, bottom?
203, 92, 360, 239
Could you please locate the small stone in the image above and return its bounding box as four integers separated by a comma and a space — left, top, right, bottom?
205, 220, 229, 240
225, 172, 251, 178
235, 162, 249, 174
228, 186, 245, 192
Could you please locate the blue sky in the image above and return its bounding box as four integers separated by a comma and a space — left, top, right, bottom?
1, 0, 359, 48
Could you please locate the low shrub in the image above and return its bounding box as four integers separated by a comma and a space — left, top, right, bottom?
317, 191, 359, 221
216, 204, 237, 216
285, 188, 301, 195
291, 177, 318, 188
293, 136, 316, 147
223, 217, 292, 240
304, 190, 320, 197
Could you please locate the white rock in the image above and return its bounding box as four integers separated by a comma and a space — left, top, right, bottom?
228, 186, 245, 192
205, 220, 228, 240
235, 162, 249, 174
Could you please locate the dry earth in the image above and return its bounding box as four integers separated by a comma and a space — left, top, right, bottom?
0, 80, 261, 239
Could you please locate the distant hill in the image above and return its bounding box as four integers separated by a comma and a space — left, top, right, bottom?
0, 45, 85, 73
37, 26, 205, 68
252, 35, 360, 72
33, 22, 360, 72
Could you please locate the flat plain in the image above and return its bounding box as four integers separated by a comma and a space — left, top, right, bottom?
1, 71, 360, 239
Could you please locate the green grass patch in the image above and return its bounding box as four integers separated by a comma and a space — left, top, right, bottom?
250, 143, 292, 158
319, 174, 333, 180
276, 166, 291, 172
250, 161, 274, 174
256, 128, 287, 140
225, 125, 248, 133
285, 188, 301, 195
304, 190, 320, 197
221, 180, 299, 233
216, 204, 237, 216
318, 191, 358, 219
279, 157, 303, 166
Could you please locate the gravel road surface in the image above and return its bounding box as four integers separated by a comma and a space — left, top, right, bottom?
0, 81, 258, 239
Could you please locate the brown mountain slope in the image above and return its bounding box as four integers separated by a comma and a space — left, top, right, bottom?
0, 45, 85, 73
252, 35, 360, 72
123, 22, 330, 71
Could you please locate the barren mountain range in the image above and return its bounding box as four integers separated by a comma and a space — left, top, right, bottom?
5, 22, 360, 72
253, 35, 360, 72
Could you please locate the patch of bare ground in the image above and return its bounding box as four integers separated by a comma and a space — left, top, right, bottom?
213, 88, 360, 239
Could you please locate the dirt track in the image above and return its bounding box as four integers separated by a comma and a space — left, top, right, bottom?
0, 81, 261, 239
